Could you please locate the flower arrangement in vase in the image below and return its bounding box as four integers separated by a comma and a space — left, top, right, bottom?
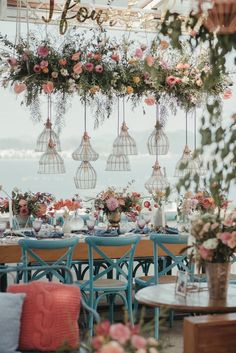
53, 198, 81, 233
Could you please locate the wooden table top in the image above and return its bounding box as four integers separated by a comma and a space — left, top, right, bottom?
135, 283, 236, 313
0, 236, 187, 263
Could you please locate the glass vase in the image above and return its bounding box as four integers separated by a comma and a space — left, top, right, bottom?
205, 262, 230, 300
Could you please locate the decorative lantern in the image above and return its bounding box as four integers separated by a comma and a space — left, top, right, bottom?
38, 140, 65, 174
72, 131, 99, 161
35, 118, 61, 152
145, 161, 169, 194
74, 161, 97, 189
174, 145, 199, 177
113, 122, 137, 155
147, 104, 169, 155
105, 148, 131, 171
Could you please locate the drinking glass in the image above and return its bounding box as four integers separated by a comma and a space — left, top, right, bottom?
32, 219, 43, 237
0, 222, 7, 238
137, 218, 146, 233
86, 217, 96, 235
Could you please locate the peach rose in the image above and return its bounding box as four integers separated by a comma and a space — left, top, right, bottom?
14, 82, 26, 94
144, 96, 155, 105
131, 335, 147, 349
145, 55, 155, 67
126, 86, 134, 94
73, 63, 83, 74
72, 52, 81, 61
42, 81, 54, 94
223, 88, 232, 100
111, 53, 120, 62
94, 53, 102, 61
109, 323, 131, 344
100, 341, 124, 353
58, 59, 67, 65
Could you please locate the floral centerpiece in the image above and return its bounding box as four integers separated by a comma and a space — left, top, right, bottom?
83, 320, 161, 353
190, 210, 236, 299
94, 187, 141, 227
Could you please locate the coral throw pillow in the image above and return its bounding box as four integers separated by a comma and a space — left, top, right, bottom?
8, 281, 81, 352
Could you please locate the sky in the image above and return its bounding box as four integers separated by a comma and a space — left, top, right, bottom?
0, 21, 235, 200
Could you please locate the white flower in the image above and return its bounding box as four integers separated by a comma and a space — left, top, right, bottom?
203, 238, 218, 250
202, 222, 211, 233
182, 77, 189, 84
60, 68, 69, 76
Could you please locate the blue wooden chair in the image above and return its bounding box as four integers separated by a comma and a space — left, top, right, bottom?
18, 238, 79, 283
135, 234, 189, 338
75, 235, 140, 335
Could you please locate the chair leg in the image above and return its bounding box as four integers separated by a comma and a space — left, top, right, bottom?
168, 310, 174, 328
154, 307, 160, 339
127, 289, 134, 326
108, 294, 115, 323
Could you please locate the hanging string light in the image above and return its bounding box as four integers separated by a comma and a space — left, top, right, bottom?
106, 98, 131, 171
174, 111, 198, 177
35, 96, 61, 152
145, 103, 169, 196
192, 109, 207, 177
113, 97, 137, 155
147, 104, 169, 155
38, 95, 65, 174
73, 99, 98, 189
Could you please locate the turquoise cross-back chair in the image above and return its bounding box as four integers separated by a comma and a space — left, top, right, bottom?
135, 234, 189, 338
18, 238, 79, 283
75, 235, 140, 335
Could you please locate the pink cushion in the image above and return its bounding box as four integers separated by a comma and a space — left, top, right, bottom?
8, 281, 81, 352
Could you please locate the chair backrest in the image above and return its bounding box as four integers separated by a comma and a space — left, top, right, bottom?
80, 235, 140, 291
18, 238, 79, 283
150, 234, 189, 284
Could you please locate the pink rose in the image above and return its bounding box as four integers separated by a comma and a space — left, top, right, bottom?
111, 53, 120, 62
135, 48, 143, 58
144, 96, 156, 106
40, 60, 48, 68
145, 55, 155, 67
95, 65, 103, 73
87, 52, 93, 58
85, 62, 94, 72
91, 336, 104, 350
51, 71, 58, 79
109, 323, 131, 344
94, 53, 102, 61
33, 64, 41, 73
19, 206, 29, 217
37, 46, 49, 57
100, 341, 124, 353
42, 81, 54, 94
106, 197, 119, 212
59, 59, 67, 66
72, 52, 81, 61
198, 245, 213, 260
14, 82, 26, 94
7, 57, 17, 66
131, 335, 147, 349
219, 232, 232, 245
176, 63, 190, 70
166, 76, 182, 86
95, 320, 111, 336
73, 63, 83, 74
223, 88, 232, 100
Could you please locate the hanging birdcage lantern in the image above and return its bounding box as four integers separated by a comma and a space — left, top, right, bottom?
193, 152, 207, 177
113, 122, 137, 155
74, 161, 97, 189
38, 140, 65, 174
35, 118, 61, 152
145, 161, 169, 194
147, 121, 169, 155
174, 145, 199, 177
105, 148, 131, 171
72, 131, 99, 161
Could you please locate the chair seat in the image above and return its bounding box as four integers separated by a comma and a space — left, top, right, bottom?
135, 275, 177, 287
76, 278, 128, 291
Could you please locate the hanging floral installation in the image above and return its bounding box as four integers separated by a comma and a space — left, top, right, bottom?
0, 29, 231, 127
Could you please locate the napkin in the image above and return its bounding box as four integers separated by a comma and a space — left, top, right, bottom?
94, 229, 119, 237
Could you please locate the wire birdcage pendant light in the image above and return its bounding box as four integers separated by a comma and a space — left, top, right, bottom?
145, 161, 169, 195
192, 109, 206, 177
73, 99, 97, 189
147, 104, 169, 155
74, 161, 97, 189
38, 139, 65, 174
174, 111, 198, 177
105, 98, 131, 171
112, 98, 137, 156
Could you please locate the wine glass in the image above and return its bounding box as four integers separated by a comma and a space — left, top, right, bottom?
137, 218, 146, 233
0, 222, 7, 238
32, 219, 43, 238
86, 217, 96, 235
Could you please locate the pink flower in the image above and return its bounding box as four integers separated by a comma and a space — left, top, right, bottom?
111, 53, 120, 62
166, 76, 182, 86
72, 52, 81, 61
40, 60, 48, 68
91, 336, 104, 350
59, 59, 67, 65
37, 46, 49, 57
42, 81, 54, 94
19, 206, 29, 217
14, 82, 26, 94
145, 55, 155, 67
7, 57, 17, 66
135, 48, 143, 58
106, 197, 119, 212
94, 53, 102, 61
73, 62, 83, 74
100, 341, 124, 353
95, 65, 103, 73
131, 335, 147, 349
219, 232, 232, 245
33, 64, 41, 73
144, 96, 156, 105
87, 52, 93, 59
198, 245, 213, 260
223, 88, 232, 100
95, 320, 111, 336
85, 62, 94, 72
51, 71, 58, 79
176, 63, 190, 70
109, 323, 131, 344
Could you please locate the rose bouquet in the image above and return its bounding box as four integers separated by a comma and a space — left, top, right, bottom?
190, 210, 236, 264
83, 320, 160, 353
